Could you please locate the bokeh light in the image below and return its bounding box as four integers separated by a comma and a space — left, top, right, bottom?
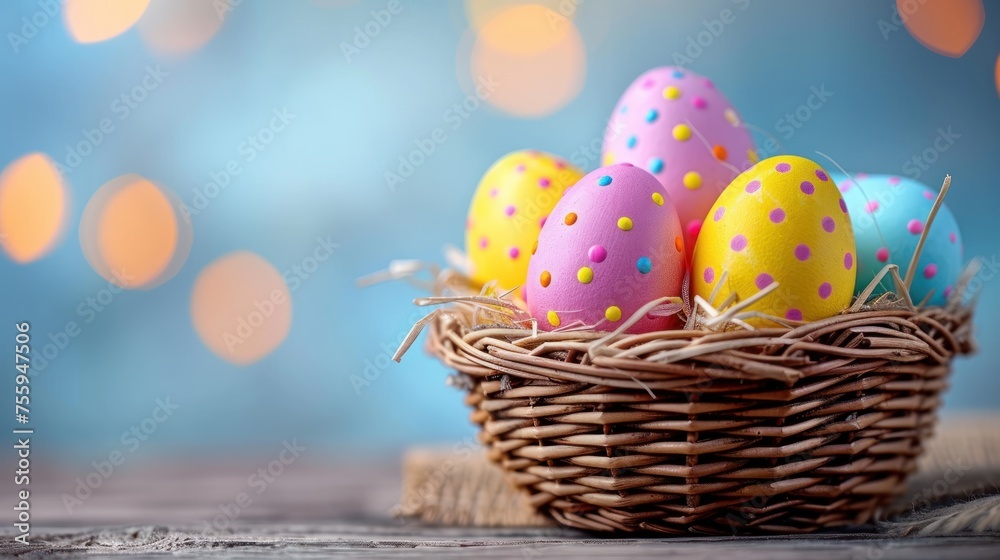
0, 153, 68, 263
138, 0, 225, 56
190, 251, 292, 365
79, 174, 192, 289
899, 0, 984, 58
64, 0, 150, 44
464, 0, 576, 32
995, 54, 999, 97
468, 4, 585, 118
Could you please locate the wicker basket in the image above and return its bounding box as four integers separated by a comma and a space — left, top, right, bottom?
413, 273, 975, 535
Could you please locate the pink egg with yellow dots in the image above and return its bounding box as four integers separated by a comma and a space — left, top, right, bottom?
526, 164, 686, 333
602, 66, 757, 258
692, 155, 856, 326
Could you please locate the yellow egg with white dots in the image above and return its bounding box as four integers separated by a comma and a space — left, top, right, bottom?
692, 155, 857, 325
465, 150, 583, 290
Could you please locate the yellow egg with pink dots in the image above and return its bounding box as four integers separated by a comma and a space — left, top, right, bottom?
692, 155, 857, 325
465, 150, 583, 290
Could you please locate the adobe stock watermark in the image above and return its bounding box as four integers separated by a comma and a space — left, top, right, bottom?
178, 107, 296, 222
963, 255, 999, 300
837, 127, 957, 231
57, 65, 169, 175
7, 0, 64, 54
201, 439, 306, 532
672, 0, 751, 67
877, 0, 928, 41
222, 235, 340, 355
901, 126, 959, 180
340, 0, 406, 63
751, 84, 835, 162
29, 267, 136, 377
546, 0, 583, 29
61, 397, 180, 513
384, 75, 500, 191
212, 0, 244, 20
350, 309, 427, 395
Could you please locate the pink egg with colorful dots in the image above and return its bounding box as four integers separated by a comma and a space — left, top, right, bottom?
526, 164, 686, 333
692, 155, 857, 325
466, 150, 584, 290
834, 173, 963, 305
602, 66, 757, 259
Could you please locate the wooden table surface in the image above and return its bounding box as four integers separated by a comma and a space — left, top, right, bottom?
0, 455, 996, 559
6, 523, 1000, 559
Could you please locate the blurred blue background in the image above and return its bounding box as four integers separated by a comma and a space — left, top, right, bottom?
0, 0, 997, 468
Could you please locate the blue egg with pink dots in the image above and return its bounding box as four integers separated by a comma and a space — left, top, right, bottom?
833, 173, 963, 306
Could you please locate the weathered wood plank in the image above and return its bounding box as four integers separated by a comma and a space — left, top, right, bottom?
3, 524, 1000, 559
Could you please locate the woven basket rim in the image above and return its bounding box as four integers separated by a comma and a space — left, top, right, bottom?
400, 266, 976, 386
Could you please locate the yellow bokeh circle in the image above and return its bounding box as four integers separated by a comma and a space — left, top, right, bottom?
138, 0, 225, 56
190, 251, 292, 365
468, 4, 586, 118
0, 153, 68, 263
64, 0, 150, 44
79, 174, 193, 289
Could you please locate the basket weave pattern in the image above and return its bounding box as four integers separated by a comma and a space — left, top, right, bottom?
427, 304, 974, 534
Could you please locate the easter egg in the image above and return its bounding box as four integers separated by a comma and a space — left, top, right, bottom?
602, 66, 757, 257
834, 174, 962, 305
692, 155, 856, 325
526, 164, 686, 333
466, 150, 583, 290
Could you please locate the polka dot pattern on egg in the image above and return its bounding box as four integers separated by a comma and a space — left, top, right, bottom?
683, 172, 702, 190
692, 155, 856, 325
636, 257, 652, 274
547, 310, 560, 328
819, 282, 832, 299
834, 173, 963, 306
601, 66, 757, 258
466, 150, 584, 290
527, 164, 686, 334
588, 245, 607, 263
